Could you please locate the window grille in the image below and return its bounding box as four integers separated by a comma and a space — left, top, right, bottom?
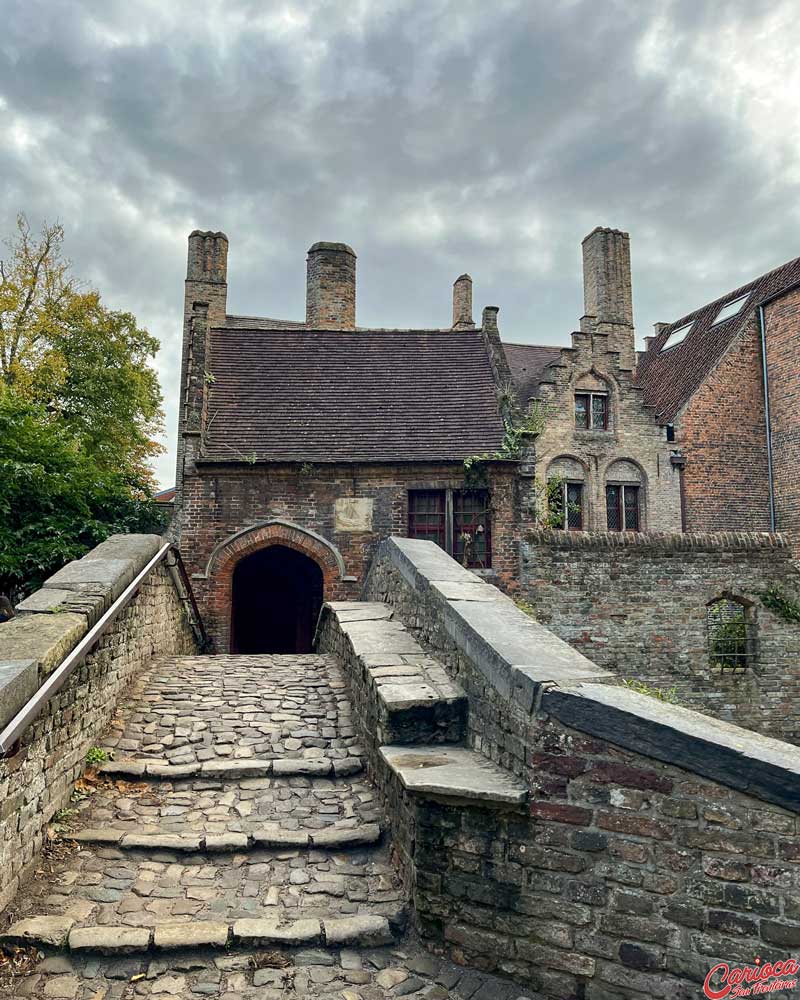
606, 483, 640, 531
575, 392, 608, 430
550, 480, 583, 531
408, 489, 492, 568
707, 599, 753, 669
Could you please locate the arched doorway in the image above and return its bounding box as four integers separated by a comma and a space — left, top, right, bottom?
230, 545, 324, 654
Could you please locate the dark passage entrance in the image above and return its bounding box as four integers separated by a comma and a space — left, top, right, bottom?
230, 545, 324, 654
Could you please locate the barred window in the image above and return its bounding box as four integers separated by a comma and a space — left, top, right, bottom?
408, 489, 491, 568
707, 598, 754, 669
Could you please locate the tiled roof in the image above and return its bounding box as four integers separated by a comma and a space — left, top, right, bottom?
201, 327, 506, 463
636, 256, 800, 421
503, 343, 563, 405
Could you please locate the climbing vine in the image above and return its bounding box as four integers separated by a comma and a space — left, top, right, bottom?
463, 394, 550, 489
759, 585, 800, 624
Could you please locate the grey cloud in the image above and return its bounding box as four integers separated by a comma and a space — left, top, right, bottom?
1, 0, 798, 486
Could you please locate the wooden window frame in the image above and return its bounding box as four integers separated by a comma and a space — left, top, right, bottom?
408, 488, 492, 568
575, 391, 609, 431
606, 482, 641, 532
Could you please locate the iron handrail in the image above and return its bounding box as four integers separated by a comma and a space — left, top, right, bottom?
0, 542, 206, 754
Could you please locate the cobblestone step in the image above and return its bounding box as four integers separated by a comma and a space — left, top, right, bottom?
0, 942, 543, 999
69, 822, 383, 852
99, 755, 364, 779
1, 913, 395, 954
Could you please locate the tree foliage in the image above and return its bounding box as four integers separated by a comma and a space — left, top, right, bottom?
0, 215, 167, 600
0, 214, 163, 483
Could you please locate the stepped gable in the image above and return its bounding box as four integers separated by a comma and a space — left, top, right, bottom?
201, 326, 507, 463
636, 254, 800, 421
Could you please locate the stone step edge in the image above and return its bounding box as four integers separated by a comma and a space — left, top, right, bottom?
0, 913, 394, 954
68, 822, 382, 852
97, 756, 364, 780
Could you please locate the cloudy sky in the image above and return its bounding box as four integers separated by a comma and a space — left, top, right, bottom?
2, 0, 799, 487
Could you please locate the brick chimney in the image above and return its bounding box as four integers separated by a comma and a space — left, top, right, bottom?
581, 226, 635, 368
452, 274, 475, 329
306, 242, 357, 330
185, 230, 228, 328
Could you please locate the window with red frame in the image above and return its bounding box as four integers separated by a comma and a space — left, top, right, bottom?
453, 491, 491, 568
407, 490, 446, 549
408, 489, 492, 568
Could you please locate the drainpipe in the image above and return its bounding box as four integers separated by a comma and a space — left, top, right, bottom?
758, 303, 777, 532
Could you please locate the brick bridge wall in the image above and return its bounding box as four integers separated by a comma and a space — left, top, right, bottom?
519, 530, 800, 745
0, 535, 196, 911
347, 537, 800, 1000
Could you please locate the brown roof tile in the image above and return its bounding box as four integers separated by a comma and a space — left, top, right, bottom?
201, 327, 506, 463
636, 256, 800, 421
503, 343, 563, 405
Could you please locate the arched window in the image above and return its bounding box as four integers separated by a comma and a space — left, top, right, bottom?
547, 457, 585, 531
575, 374, 610, 431
605, 459, 644, 532
707, 597, 755, 669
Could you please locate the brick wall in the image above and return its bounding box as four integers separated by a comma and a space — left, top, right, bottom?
356, 537, 800, 1000
765, 287, 800, 550
675, 317, 772, 532
518, 530, 800, 745
0, 536, 196, 911
180, 461, 520, 650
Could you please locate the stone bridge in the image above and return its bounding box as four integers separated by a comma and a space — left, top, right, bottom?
0, 534, 798, 1000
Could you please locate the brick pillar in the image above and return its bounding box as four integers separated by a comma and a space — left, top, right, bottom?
581, 227, 635, 369
452, 274, 475, 329
306, 242, 357, 330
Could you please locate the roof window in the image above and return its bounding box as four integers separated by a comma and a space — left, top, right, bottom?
711, 294, 748, 326
660, 323, 692, 351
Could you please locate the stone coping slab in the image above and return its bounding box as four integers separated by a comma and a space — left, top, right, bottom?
544, 683, 800, 815
98, 755, 364, 779
68, 823, 382, 852
0, 612, 87, 679
0, 658, 38, 730
3, 915, 393, 954
380, 744, 527, 808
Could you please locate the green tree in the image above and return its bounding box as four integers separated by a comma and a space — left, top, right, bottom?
0, 214, 163, 483
0, 393, 167, 601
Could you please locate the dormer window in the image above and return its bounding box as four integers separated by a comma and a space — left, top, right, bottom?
575, 392, 608, 430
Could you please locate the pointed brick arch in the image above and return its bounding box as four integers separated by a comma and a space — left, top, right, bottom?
198, 519, 356, 652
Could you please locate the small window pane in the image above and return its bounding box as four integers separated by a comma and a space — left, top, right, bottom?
606, 485, 621, 531
624, 485, 640, 531
409, 491, 446, 550
566, 483, 583, 530
574, 394, 589, 429
591, 395, 608, 430
453, 491, 491, 568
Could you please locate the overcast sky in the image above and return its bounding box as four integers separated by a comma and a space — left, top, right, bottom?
2, 0, 799, 487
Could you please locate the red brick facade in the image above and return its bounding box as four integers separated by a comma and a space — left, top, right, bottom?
674, 317, 772, 532
180, 462, 520, 651
764, 286, 800, 548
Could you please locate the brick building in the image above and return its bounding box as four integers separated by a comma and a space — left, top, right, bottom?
636, 255, 800, 547
506, 228, 683, 533
175, 233, 521, 652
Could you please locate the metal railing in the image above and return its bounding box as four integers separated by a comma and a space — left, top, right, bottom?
0, 542, 207, 755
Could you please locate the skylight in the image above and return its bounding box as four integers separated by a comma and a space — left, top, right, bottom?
660, 323, 692, 351
711, 294, 749, 326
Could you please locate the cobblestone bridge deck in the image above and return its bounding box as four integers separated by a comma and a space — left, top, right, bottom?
0, 655, 535, 1000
